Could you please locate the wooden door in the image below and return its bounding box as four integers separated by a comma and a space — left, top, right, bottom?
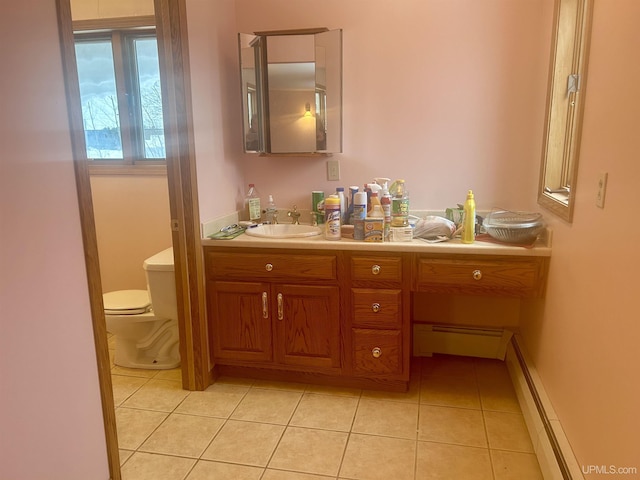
209, 281, 273, 362
274, 284, 341, 371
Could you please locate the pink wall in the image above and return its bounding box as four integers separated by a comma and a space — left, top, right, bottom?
521, 0, 640, 474
226, 0, 552, 214
0, 1, 109, 479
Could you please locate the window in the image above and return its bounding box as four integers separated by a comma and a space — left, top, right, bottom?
74, 24, 165, 165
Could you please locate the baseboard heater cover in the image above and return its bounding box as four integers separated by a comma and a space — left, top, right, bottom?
506, 335, 584, 480
413, 324, 513, 359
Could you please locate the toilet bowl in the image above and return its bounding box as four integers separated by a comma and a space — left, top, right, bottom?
104, 248, 180, 370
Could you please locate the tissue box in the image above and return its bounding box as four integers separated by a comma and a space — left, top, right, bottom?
389, 226, 413, 242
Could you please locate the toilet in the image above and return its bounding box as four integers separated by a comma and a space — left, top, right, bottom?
103, 247, 180, 369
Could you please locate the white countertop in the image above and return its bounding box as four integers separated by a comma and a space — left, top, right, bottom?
202, 231, 551, 257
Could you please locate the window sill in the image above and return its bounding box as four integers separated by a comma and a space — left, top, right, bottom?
88, 163, 167, 176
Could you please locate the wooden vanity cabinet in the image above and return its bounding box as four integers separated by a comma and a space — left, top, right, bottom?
346, 253, 412, 383
205, 248, 342, 374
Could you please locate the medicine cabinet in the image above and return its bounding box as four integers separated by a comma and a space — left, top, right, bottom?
538, 0, 593, 222
238, 28, 342, 155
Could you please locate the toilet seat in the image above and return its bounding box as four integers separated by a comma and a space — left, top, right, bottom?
103, 290, 151, 315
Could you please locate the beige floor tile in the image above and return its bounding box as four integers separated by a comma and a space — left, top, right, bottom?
418, 404, 487, 447
484, 411, 534, 452
112, 365, 158, 379
421, 354, 477, 378
474, 357, 511, 380
231, 388, 302, 424
491, 449, 544, 480
263, 470, 334, 479
122, 379, 189, 412
305, 384, 362, 397
361, 375, 421, 404
214, 375, 255, 387
478, 375, 521, 413
201, 419, 285, 467
352, 398, 419, 440
186, 460, 264, 480
269, 426, 348, 476
119, 449, 134, 466
139, 413, 224, 458
251, 379, 309, 391
154, 368, 183, 382
115, 407, 168, 450
416, 441, 493, 480
175, 383, 248, 418
120, 452, 195, 480
420, 374, 481, 409
339, 433, 416, 480
290, 393, 358, 431
112, 374, 148, 406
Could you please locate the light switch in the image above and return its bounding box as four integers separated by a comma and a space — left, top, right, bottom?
327, 159, 340, 181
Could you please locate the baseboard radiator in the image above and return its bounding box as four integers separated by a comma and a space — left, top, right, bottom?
413, 324, 513, 359
505, 335, 584, 480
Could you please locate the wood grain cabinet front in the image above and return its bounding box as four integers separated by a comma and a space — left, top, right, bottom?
205, 249, 342, 374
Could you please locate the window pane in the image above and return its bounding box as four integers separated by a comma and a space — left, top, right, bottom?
75, 40, 123, 159
133, 37, 165, 158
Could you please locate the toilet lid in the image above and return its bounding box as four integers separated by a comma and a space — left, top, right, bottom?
103, 290, 151, 315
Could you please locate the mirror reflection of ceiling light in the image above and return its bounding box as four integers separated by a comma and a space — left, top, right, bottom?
304, 102, 312, 117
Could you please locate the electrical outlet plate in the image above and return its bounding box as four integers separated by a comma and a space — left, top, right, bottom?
596, 172, 608, 208
327, 159, 340, 181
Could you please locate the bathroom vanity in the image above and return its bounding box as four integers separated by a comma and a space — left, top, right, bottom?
202, 234, 550, 391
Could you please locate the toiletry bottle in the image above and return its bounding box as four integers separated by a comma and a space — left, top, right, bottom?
368, 192, 384, 219
346, 186, 358, 225
461, 190, 476, 244
353, 191, 367, 240
391, 179, 409, 227
264, 194, 277, 224
324, 195, 341, 240
244, 183, 261, 222
380, 181, 392, 240
336, 187, 347, 225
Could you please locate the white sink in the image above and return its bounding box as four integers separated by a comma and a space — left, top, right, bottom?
244, 224, 322, 239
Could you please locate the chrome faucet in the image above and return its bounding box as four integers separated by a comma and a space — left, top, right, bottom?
287, 205, 301, 224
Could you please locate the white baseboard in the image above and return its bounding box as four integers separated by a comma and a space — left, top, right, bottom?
506, 335, 584, 480
413, 324, 513, 359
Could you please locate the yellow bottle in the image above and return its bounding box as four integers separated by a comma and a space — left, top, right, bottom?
461, 190, 476, 244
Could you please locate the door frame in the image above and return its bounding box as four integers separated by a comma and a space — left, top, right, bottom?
55, 0, 210, 478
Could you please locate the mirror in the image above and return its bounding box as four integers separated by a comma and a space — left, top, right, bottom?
538, 0, 593, 222
239, 28, 342, 155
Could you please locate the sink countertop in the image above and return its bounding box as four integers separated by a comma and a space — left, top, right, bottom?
202, 229, 552, 257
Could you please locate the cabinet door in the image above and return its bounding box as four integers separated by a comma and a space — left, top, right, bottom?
209, 281, 273, 362
274, 284, 341, 371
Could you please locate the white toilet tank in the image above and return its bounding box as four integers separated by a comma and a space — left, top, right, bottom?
143, 247, 178, 320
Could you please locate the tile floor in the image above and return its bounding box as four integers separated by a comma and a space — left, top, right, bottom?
109, 336, 543, 480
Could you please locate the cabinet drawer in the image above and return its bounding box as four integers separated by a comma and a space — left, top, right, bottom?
352, 329, 402, 376
351, 256, 403, 283
351, 288, 402, 328
416, 256, 545, 296
207, 252, 337, 281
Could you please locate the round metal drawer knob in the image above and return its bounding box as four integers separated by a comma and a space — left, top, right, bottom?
265, 263, 273, 272
371, 264, 381, 275
372, 303, 381, 313
372, 347, 382, 358
472, 269, 482, 281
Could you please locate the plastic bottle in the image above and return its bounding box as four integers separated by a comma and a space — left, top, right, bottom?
391, 179, 409, 227
336, 187, 347, 225
324, 195, 341, 240
380, 181, 392, 241
368, 192, 384, 218
461, 190, 476, 244
264, 194, 277, 224
245, 184, 261, 222
345, 186, 358, 225
352, 191, 367, 240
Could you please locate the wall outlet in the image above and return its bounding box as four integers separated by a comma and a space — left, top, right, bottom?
596, 172, 608, 209
327, 159, 340, 181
